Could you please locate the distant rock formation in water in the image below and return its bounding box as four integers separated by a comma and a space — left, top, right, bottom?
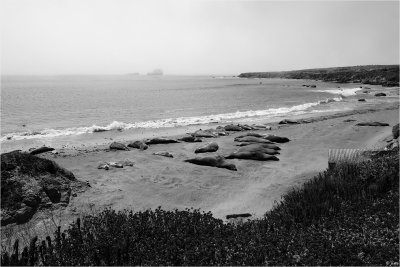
147, 69, 163, 76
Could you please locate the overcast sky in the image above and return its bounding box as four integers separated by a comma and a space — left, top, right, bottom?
1, 0, 399, 75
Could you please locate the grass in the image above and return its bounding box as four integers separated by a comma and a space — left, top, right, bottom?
1, 149, 398, 266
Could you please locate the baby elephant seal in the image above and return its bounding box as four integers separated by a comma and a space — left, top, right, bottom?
128, 140, 148, 150
109, 162, 124, 168
153, 151, 174, 158
184, 156, 237, 171
225, 151, 279, 161
178, 136, 203, 142
97, 162, 110, 170
195, 142, 219, 153
265, 135, 290, 143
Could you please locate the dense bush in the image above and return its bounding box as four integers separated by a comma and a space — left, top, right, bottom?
2, 150, 398, 266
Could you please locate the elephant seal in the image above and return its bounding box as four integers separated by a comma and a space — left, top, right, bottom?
264, 135, 290, 143
224, 124, 243, 131
237, 145, 280, 155
234, 136, 274, 144
191, 129, 218, 138
236, 142, 281, 150
145, 138, 180, 145
279, 119, 299, 125
225, 151, 279, 161
184, 156, 237, 171
237, 132, 266, 138
97, 162, 110, 170
153, 151, 174, 158
128, 140, 149, 150
195, 142, 219, 153
178, 136, 202, 142
356, 122, 389, 126
109, 162, 124, 168
109, 142, 129, 151
30, 146, 55, 155
374, 93, 386, 97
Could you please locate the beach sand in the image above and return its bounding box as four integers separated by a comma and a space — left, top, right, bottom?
25, 102, 397, 223
1, 99, 399, 242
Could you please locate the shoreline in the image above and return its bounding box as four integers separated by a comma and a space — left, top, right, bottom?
1, 99, 398, 242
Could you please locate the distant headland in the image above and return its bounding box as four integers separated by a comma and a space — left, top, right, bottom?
238, 65, 399, 87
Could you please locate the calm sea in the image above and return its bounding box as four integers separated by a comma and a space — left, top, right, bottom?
1, 75, 362, 142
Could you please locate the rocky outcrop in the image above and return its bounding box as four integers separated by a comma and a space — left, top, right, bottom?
1, 151, 87, 226
392, 123, 399, 139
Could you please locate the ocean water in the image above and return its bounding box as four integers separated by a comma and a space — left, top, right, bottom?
1, 75, 363, 143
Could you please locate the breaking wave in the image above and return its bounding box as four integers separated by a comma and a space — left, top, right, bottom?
1, 97, 344, 141
314, 87, 361, 97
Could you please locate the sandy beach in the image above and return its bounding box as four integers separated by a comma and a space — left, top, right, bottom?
8, 99, 392, 233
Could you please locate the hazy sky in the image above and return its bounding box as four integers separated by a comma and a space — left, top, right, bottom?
1, 0, 399, 75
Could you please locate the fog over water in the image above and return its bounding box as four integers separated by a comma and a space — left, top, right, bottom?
1, 0, 399, 75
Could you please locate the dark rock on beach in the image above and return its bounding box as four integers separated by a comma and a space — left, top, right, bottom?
374, 93, 386, 97
356, 122, 390, 126
30, 146, 55, 155
392, 123, 399, 139
110, 142, 129, 150
1, 151, 87, 226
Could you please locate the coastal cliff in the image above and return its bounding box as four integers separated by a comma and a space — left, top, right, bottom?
239, 65, 399, 86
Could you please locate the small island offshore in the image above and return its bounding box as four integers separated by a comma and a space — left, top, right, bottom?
1, 64, 399, 266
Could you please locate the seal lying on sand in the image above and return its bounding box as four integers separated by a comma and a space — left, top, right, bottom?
237, 132, 266, 138
225, 151, 279, 161
153, 151, 174, 158
145, 138, 180, 145
128, 140, 149, 150
178, 136, 203, 142
195, 142, 219, 153
236, 142, 281, 150
224, 124, 243, 131
110, 142, 129, 151
264, 135, 290, 143
184, 156, 237, 171
356, 122, 390, 126
234, 136, 274, 144
191, 129, 218, 138
237, 144, 280, 155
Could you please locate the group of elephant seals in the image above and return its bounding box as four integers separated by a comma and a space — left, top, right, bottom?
178, 136, 203, 142
225, 151, 279, 161
128, 140, 149, 150
145, 138, 180, 145
153, 151, 174, 158
195, 142, 219, 153
184, 156, 237, 171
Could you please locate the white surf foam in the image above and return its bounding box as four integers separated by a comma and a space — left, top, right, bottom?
1, 97, 344, 141
314, 88, 361, 97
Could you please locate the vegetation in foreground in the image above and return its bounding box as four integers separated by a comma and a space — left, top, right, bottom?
1, 149, 398, 266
